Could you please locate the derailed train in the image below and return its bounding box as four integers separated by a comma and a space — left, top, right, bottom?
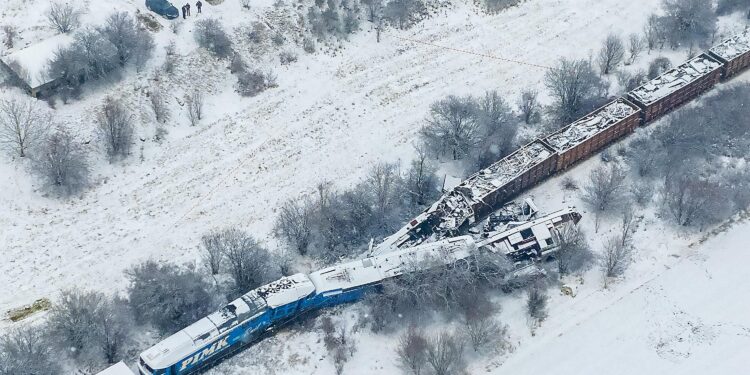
101, 29, 749, 375
375, 28, 750, 253
121, 207, 579, 375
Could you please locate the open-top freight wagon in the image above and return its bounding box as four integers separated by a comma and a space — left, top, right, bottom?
708, 29, 750, 79
627, 53, 723, 123
376, 28, 750, 254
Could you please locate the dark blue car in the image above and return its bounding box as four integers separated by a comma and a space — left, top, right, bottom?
146, 0, 179, 19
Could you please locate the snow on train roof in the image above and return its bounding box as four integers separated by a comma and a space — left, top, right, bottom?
423, 141, 554, 232
629, 54, 722, 105
309, 236, 474, 293
710, 29, 750, 61
545, 99, 638, 151
460, 140, 554, 200
256, 273, 315, 308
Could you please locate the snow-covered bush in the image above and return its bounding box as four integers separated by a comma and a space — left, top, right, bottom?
0, 326, 59, 375
126, 261, 221, 335
526, 287, 548, 322
0, 95, 51, 158
194, 18, 234, 59
236, 70, 277, 97
97, 97, 133, 161
31, 127, 89, 196
657, 0, 716, 48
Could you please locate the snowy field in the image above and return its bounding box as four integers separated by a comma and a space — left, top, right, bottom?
2, 0, 750, 374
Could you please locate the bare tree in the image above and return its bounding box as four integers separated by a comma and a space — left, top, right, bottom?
553, 223, 594, 276
643, 14, 665, 52
426, 331, 465, 375
630, 181, 654, 205
661, 172, 719, 227
201, 231, 225, 275
101, 12, 154, 67
274, 198, 314, 255
31, 127, 89, 196
465, 317, 507, 353
148, 87, 170, 124
420, 95, 480, 160
46, 2, 81, 34
213, 227, 278, 295
659, 0, 717, 48
518, 89, 540, 124
580, 164, 628, 232
0, 96, 51, 158
47, 289, 105, 359
368, 162, 402, 232
2, 25, 17, 49
0, 326, 59, 375
544, 58, 607, 125
619, 205, 636, 247
162, 41, 178, 74
95, 296, 134, 365
628, 33, 645, 63
362, 0, 384, 22
717, 0, 750, 15
404, 145, 439, 208
97, 97, 133, 161
598, 33, 625, 74
526, 287, 548, 322
396, 326, 428, 375
185, 90, 204, 126
126, 260, 220, 334
600, 235, 632, 283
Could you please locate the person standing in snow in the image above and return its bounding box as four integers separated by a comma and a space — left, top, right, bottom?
186, 3, 191, 16
181, 4, 186, 19
196, 1, 202, 13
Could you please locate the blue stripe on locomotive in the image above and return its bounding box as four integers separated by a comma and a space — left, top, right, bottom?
154, 283, 378, 374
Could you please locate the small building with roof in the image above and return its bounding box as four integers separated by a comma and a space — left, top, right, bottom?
0, 33, 73, 98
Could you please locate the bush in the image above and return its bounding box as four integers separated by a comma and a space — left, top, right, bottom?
126, 261, 221, 334
658, 0, 716, 48
279, 51, 298, 65
647, 57, 672, 79
32, 127, 89, 196
0, 327, 59, 375
396, 326, 427, 375
236, 70, 277, 97
194, 18, 233, 59
526, 287, 548, 322
717, 0, 750, 15
97, 97, 133, 161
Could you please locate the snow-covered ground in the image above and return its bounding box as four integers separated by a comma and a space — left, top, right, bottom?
2, 0, 750, 373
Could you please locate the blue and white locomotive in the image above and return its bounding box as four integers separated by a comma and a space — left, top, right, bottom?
136, 236, 476, 374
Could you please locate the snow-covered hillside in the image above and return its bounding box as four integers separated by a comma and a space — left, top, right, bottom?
1, 0, 677, 314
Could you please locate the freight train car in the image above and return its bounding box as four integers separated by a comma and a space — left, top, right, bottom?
627, 53, 723, 123
708, 29, 750, 79
430, 140, 558, 234
544, 98, 641, 171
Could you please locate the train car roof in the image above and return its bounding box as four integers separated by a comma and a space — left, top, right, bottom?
710, 29, 750, 61
256, 273, 316, 308
545, 99, 639, 152
309, 236, 475, 293
629, 53, 722, 105
96, 362, 136, 375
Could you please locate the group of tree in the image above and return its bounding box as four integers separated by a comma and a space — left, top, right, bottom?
200, 227, 281, 298
419, 91, 521, 173
643, 0, 718, 52
0, 93, 90, 195
0, 259, 223, 374
274, 158, 441, 263
626, 83, 750, 229
48, 12, 155, 101
307, 0, 361, 38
